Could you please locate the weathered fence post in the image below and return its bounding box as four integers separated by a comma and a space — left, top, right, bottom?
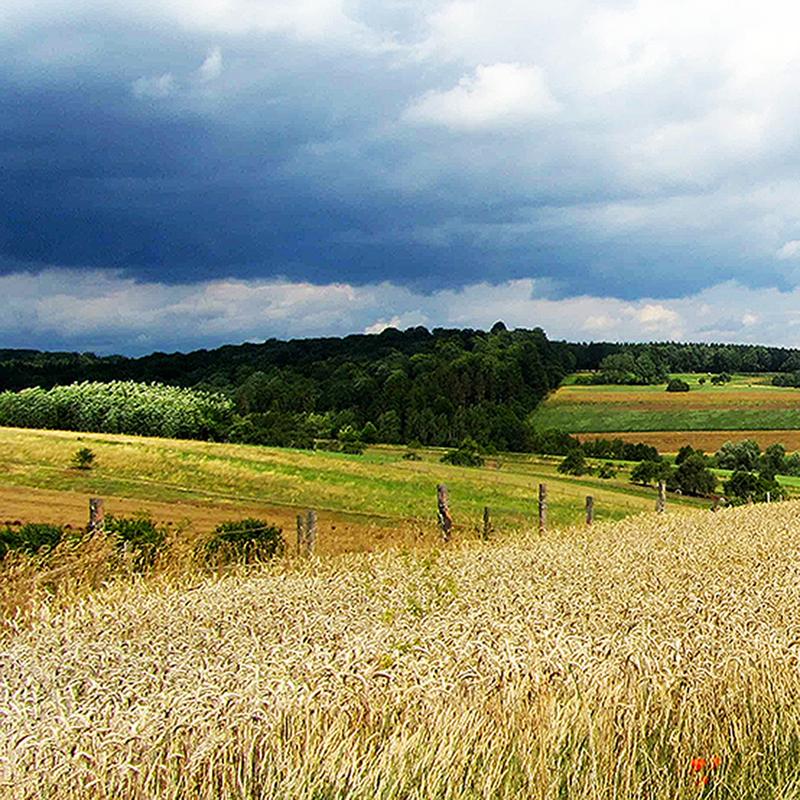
437, 484, 453, 542
538, 483, 547, 534
766, 491, 771, 504
585, 496, 594, 526
482, 506, 491, 541
296, 514, 305, 556
656, 481, 666, 513
88, 497, 104, 534
305, 510, 317, 556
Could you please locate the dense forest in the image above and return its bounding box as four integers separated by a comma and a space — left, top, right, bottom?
0, 325, 574, 450
4, 328, 800, 450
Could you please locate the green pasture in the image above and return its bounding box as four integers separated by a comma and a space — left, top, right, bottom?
0, 427, 707, 533
532, 372, 800, 433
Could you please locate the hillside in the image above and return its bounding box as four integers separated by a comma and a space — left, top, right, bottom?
0, 426, 705, 557
4, 502, 800, 798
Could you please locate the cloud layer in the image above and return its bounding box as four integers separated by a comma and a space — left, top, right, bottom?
1, 269, 796, 355
3, 1, 800, 350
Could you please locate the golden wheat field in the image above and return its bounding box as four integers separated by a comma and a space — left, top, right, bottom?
4, 503, 800, 799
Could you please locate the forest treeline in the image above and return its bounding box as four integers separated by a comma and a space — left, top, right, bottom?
0, 325, 573, 450
4, 327, 800, 450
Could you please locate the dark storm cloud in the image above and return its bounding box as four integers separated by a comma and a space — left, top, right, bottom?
3, 0, 800, 350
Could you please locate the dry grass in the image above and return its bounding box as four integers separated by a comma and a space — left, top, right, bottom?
4, 503, 800, 798
579, 429, 800, 453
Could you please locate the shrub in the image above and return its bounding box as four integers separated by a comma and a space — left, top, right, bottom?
71, 447, 95, 470
711, 372, 732, 385
361, 421, 378, 444
715, 439, 761, 471
105, 513, 167, 572
671, 454, 717, 497
338, 425, 364, 455
441, 438, 484, 467
675, 444, 702, 465
0, 522, 63, 558
204, 518, 284, 564
666, 379, 690, 393
558, 449, 588, 476
403, 450, 422, 461
630, 460, 672, 486
597, 462, 617, 480
723, 471, 787, 505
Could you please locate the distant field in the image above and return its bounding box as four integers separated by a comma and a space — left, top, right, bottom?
0, 427, 706, 554
532, 373, 800, 436
579, 430, 800, 453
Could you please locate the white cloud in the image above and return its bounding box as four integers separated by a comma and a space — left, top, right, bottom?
636, 303, 680, 331
197, 46, 222, 81
1, 0, 385, 49
404, 63, 559, 129
5, 270, 800, 354
777, 241, 800, 260
132, 73, 177, 98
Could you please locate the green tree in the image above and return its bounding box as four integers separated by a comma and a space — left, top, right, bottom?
630, 460, 672, 486
715, 439, 761, 471
666, 378, 690, 393
672, 454, 717, 497
71, 447, 95, 470
441, 438, 484, 467
558, 449, 589, 476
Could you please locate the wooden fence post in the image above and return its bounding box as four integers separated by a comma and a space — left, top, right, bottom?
585, 496, 594, 526
482, 506, 491, 541
305, 510, 317, 556
88, 497, 104, 533
656, 481, 666, 513
437, 484, 453, 542
766, 491, 771, 504
296, 514, 305, 556
538, 483, 547, 534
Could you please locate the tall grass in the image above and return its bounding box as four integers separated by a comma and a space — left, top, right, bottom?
4, 503, 800, 797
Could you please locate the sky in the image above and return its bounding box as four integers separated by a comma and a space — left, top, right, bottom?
5, 0, 800, 353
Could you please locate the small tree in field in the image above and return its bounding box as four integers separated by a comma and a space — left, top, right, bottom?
666, 378, 690, 393
558, 449, 588, 476
71, 447, 95, 470
441, 438, 484, 467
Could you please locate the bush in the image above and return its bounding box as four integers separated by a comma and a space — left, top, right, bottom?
666, 379, 690, 393
597, 462, 617, 479
71, 447, 95, 470
403, 450, 422, 461
723, 471, 787, 505
558, 449, 588, 476
0, 522, 63, 558
441, 438, 484, 467
711, 372, 732, 385
715, 439, 761, 471
671, 454, 717, 497
204, 518, 284, 564
630, 460, 672, 486
105, 513, 167, 572
675, 444, 702, 465
338, 425, 364, 455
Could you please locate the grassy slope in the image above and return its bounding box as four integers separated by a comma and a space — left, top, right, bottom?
532, 372, 800, 433
0, 427, 705, 550
7, 502, 800, 798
